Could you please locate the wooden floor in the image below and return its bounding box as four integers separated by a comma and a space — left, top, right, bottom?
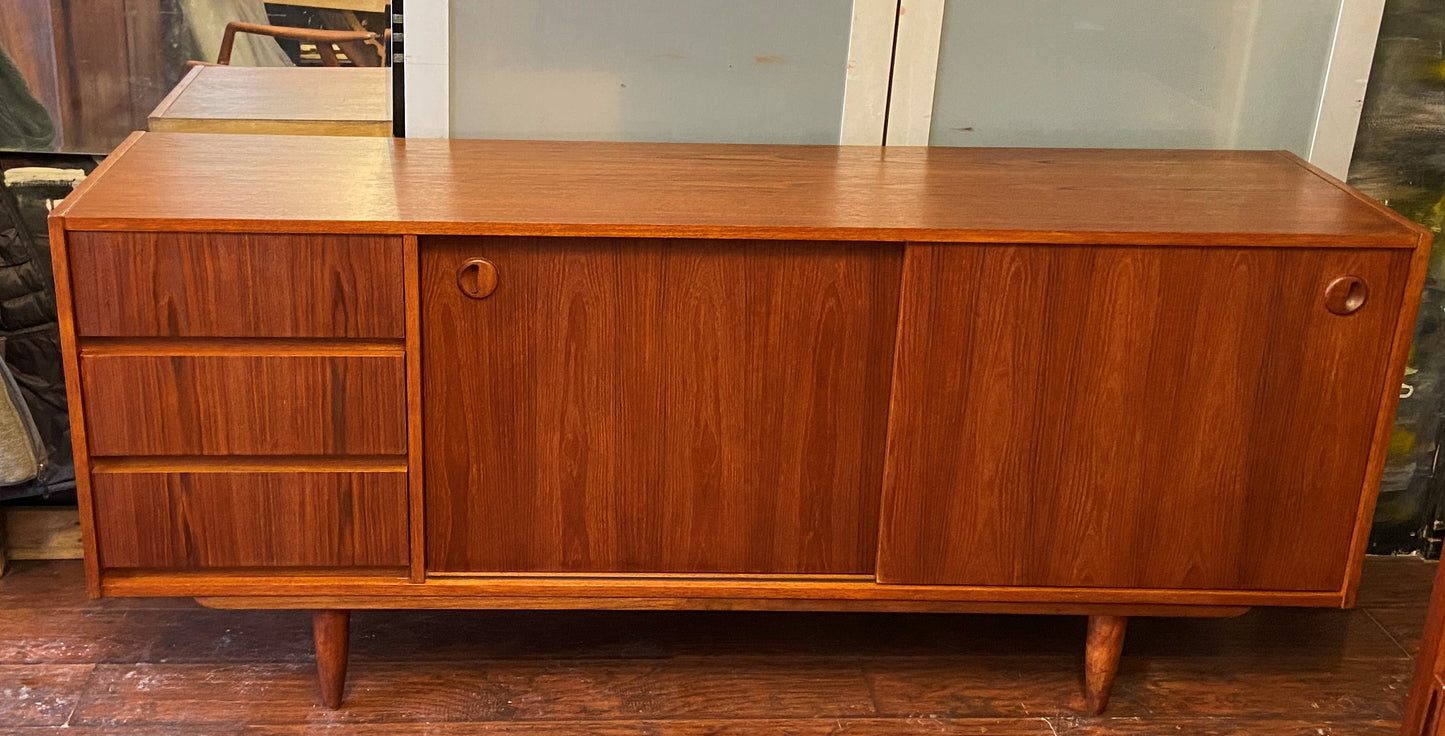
0, 558, 1435, 735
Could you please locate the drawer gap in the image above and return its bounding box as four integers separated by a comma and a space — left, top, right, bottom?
79, 336, 404, 356
91, 455, 408, 473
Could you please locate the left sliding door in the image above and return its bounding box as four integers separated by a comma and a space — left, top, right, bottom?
421, 236, 902, 574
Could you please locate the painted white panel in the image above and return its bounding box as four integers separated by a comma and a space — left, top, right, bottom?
404, 0, 450, 138
884, 0, 946, 146
1311, 0, 1388, 178
840, 0, 900, 145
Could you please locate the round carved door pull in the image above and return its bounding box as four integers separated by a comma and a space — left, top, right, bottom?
1324, 276, 1368, 316
458, 258, 498, 299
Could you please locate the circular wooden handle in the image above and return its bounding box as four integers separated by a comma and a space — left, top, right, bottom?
1324, 276, 1368, 316
457, 258, 498, 299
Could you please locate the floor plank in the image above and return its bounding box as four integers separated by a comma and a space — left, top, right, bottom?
10, 729, 243, 736
1051, 718, 1399, 735
0, 558, 1436, 732
1357, 556, 1437, 608
243, 719, 1055, 735
0, 663, 94, 727
72, 660, 878, 726
342, 610, 1088, 660
0, 606, 1408, 666
0, 559, 197, 611
865, 655, 1412, 720
1124, 608, 1407, 661
0, 608, 313, 665
1365, 604, 1429, 657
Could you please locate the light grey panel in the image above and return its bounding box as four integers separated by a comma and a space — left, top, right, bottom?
929, 1, 1344, 155
449, 0, 853, 144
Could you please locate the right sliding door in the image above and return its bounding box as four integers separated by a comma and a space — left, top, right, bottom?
877, 244, 1410, 591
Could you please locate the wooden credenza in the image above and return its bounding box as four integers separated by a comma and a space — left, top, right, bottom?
49, 132, 1432, 711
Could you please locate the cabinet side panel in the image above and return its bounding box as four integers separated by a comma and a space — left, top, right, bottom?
878, 244, 1410, 591
1343, 233, 1434, 605
48, 220, 102, 596
422, 237, 902, 574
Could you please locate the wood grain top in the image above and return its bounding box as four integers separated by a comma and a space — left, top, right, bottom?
56, 132, 1425, 246
148, 67, 390, 136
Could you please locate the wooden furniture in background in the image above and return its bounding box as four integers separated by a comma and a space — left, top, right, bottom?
0, 507, 83, 572
1404, 559, 1445, 734
48, 132, 1432, 712
0, 0, 186, 153
148, 65, 391, 136
268, 0, 390, 11
267, 0, 391, 64
215, 21, 383, 68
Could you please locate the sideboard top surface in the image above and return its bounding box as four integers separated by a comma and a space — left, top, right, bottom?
54, 131, 1425, 247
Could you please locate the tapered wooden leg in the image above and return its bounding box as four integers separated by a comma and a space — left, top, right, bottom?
312, 610, 350, 709
1083, 614, 1127, 714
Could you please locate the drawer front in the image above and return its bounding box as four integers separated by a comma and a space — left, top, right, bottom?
68, 232, 404, 337
81, 354, 406, 455
92, 471, 408, 568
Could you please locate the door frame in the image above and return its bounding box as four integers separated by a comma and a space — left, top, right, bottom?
399, 0, 449, 138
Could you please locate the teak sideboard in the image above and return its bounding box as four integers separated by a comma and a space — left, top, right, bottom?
49, 132, 1432, 712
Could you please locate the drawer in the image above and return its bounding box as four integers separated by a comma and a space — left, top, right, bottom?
67, 231, 404, 337
92, 470, 408, 568
81, 353, 406, 455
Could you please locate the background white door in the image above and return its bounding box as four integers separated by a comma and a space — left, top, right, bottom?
406, 0, 1385, 176
406, 0, 895, 145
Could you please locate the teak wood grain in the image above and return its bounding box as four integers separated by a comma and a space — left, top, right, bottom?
100, 568, 1343, 607
43, 134, 1435, 713
67, 231, 404, 337
46, 218, 102, 597
80, 354, 406, 456
878, 245, 1411, 591
403, 235, 425, 583
311, 610, 351, 708
1342, 231, 1434, 606
422, 236, 901, 574
195, 595, 1246, 617
91, 471, 407, 568
54, 133, 1422, 247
